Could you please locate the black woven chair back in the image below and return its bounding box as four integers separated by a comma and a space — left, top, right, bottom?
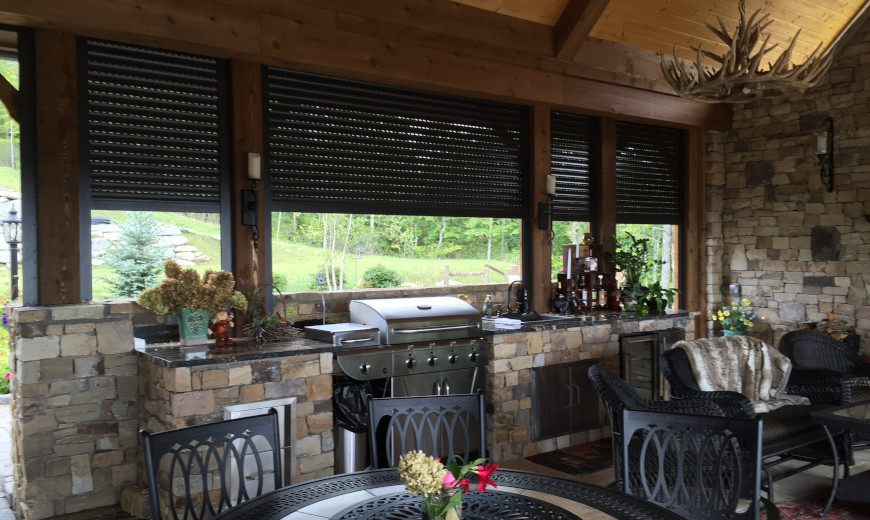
140, 409, 282, 520
622, 409, 778, 520
778, 330, 853, 374
659, 346, 702, 397
587, 364, 650, 487
367, 391, 485, 469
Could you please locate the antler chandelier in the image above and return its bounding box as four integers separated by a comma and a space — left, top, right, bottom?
660, 0, 833, 103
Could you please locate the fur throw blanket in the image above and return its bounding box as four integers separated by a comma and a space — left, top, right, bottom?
674, 336, 810, 413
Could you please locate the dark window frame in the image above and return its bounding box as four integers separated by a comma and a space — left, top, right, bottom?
76, 38, 233, 299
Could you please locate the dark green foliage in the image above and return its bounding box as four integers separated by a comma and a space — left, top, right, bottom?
272, 274, 290, 293
104, 212, 165, 297
361, 264, 402, 288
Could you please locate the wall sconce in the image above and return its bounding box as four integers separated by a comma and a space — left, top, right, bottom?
816, 117, 834, 192
537, 175, 556, 244
243, 152, 261, 249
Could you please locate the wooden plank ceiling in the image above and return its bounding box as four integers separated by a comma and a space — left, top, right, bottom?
454, 0, 867, 66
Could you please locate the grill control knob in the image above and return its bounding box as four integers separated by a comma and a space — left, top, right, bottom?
447, 354, 458, 364
359, 362, 372, 374
427, 355, 438, 366
468, 351, 479, 363
405, 357, 416, 369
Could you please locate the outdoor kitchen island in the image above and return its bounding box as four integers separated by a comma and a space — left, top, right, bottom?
133, 308, 694, 486
482, 310, 694, 461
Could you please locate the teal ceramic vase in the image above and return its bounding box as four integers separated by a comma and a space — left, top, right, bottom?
722, 329, 746, 337
176, 308, 210, 345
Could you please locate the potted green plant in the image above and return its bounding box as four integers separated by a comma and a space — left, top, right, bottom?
137, 259, 248, 345
609, 232, 663, 288
609, 232, 673, 312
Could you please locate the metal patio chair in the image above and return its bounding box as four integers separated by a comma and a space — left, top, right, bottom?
622, 408, 779, 520
367, 391, 486, 469
140, 409, 282, 520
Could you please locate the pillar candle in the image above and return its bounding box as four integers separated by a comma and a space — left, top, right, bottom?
545, 175, 557, 196
248, 153, 262, 180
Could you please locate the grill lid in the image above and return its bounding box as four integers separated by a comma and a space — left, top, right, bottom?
349, 296, 482, 345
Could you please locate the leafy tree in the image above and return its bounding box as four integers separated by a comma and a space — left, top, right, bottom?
104, 212, 165, 297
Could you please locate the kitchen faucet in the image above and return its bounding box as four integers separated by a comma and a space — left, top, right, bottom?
507, 280, 528, 315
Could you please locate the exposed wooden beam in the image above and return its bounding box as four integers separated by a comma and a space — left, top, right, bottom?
553, 0, 609, 61
0, 0, 731, 130
0, 72, 17, 123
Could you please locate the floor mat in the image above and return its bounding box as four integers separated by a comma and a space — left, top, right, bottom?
525, 438, 613, 477
767, 494, 870, 520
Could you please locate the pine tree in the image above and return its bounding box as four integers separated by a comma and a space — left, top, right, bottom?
104, 212, 165, 297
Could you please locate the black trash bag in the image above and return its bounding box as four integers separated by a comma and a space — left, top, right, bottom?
332, 376, 373, 434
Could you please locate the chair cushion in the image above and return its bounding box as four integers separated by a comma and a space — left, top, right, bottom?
760, 404, 829, 452
850, 388, 870, 403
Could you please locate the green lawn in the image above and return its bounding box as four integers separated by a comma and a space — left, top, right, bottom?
0, 167, 19, 192
272, 241, 517, 292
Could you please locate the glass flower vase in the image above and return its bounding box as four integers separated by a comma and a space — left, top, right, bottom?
421, 494, 462, 520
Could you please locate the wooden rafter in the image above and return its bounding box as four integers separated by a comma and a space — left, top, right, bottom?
553, 0, 610, 61
0, 73, 17, 123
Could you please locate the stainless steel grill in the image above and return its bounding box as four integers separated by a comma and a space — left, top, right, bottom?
334, 296, 488, 396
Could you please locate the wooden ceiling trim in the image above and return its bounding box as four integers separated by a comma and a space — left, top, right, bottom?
0, 0, 264, 55
327, 7, 675, 94
561, 75, 731, 130
261, 11, 567, 104
553, 0, 609, 61
281, 0, 553, 56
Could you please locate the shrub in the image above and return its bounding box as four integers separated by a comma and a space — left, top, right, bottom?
361, 265, 402, 288
104, 212, 165, 297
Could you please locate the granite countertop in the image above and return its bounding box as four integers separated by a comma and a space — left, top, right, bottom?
134, 336, 337, 367
482, 310, 691, 333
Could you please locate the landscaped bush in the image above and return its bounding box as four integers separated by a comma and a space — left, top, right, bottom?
361, 265, 403, 288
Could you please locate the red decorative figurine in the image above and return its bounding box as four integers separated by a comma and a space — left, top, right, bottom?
208, 310, 234, 346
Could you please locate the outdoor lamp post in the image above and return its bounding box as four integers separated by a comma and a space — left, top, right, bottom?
2, 204, 21, 300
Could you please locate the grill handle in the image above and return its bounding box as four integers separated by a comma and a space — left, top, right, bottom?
391, 324, 479, 335
337, 336, 378, 345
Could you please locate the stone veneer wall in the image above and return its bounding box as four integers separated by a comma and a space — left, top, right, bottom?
137, 352, 334, 476
704, 19, 870, 349
9, 302, 139, 520
486, 313, 694, 462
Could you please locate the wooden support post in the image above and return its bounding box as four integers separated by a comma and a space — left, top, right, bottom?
596, 118, 617, 283
230, 59, 265, 318
35, 29, 80, 305
528, 105, 552, 314
684, 128, 707, 334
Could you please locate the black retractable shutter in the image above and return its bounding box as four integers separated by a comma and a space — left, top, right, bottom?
615, 121, 683, 224
82, 39, 227, 210
265, 68, 527, 217
550, 111, 595, 221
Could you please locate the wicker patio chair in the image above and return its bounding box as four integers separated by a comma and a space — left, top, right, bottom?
140, 409, 282, 520
779, 329, 870, 457
622, 408, 779, 520
778, 330, 870, 405
367, 391, 486, 469
587, 364, 727, 490
659, 341, 845, 503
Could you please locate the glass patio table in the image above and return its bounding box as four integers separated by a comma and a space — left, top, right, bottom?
213, 468, 682, 520
811, 399, 870, 516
